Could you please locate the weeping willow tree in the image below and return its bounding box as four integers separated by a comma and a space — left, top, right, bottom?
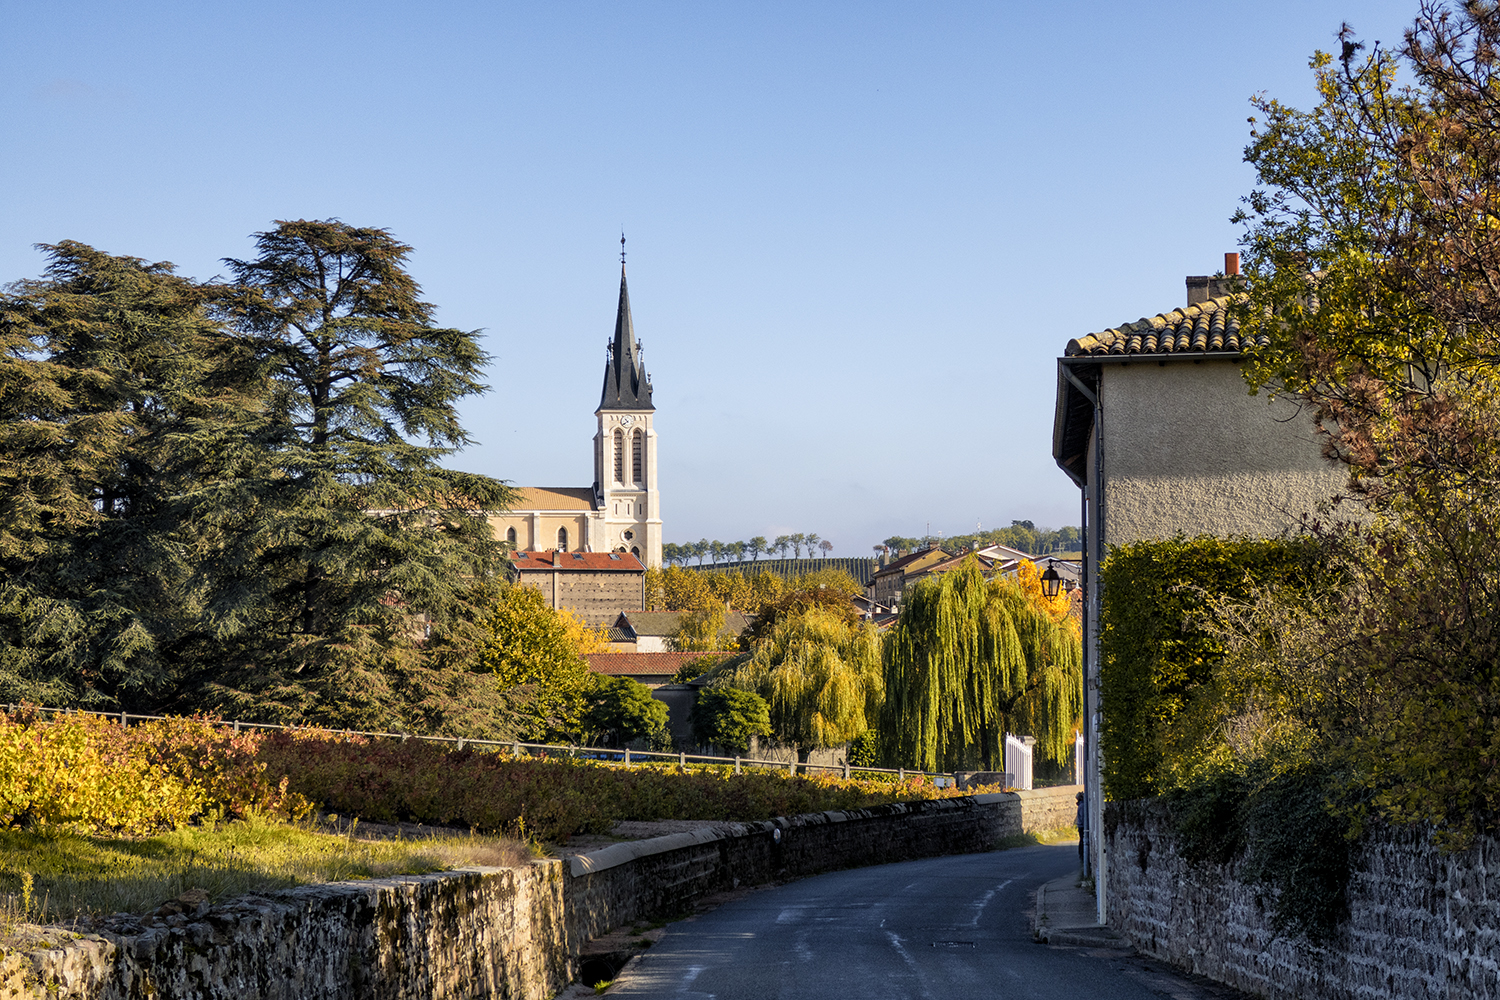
714, 605, 883, 761
881, 558, 1081, 772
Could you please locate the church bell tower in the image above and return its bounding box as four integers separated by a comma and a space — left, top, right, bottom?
591, 258, 661, 567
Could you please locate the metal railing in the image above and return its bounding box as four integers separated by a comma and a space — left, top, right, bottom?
4, 704, 955, 784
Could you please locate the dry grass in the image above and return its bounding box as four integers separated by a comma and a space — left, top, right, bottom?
994, 825, 1080, 851
0, 815, 530, 923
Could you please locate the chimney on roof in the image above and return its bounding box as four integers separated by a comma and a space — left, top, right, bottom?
1186, 253, 1244, 306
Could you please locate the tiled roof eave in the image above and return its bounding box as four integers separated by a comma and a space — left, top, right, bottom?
1072, 349, 1245, 362
514, 566, 644, 572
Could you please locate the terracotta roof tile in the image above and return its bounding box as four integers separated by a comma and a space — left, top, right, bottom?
584, 652, 715, 676
1065, 293, 1267, 358
510, 550, 645, 571
510, 487, 596, 511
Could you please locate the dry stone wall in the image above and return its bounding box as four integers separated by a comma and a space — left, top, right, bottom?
1105, 799, 1500, 1000
5, 787, 1079, 1000
567, 786, 1078, 941
5, 864, 571, 1000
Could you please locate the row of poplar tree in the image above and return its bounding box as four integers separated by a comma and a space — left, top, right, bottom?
0, 222, 516, 728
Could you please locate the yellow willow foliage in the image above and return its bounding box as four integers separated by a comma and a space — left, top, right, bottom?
716, 606, 883, 754
1014, 559, 1076, 627
881, 558, 1082, 772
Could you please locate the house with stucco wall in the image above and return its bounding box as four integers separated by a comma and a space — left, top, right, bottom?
1051, 254, 1349, 919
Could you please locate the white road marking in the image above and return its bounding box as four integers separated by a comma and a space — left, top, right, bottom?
967, 877, 1015, 926
884, 931, 936, 1000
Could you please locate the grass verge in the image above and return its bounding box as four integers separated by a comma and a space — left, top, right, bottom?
0, 815, 529, 923
995, 825, 1079, 851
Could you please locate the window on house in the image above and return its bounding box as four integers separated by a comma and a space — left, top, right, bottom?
632, 429, 643, 483
613, 429, 624, 482
506, 527, 517, 546
557, 527, 568, 552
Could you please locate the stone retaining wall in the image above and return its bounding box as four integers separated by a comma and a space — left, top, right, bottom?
1105, 799, 1500, 1000
9, 786, 1079, 1000
6, 864, 572, 1000
567, 785, 1079, 941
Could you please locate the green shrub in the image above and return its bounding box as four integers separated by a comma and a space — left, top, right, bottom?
691, 687, 771, 754
585, 678, 669, 748
1098, 535, 1321, 799
847, 730, 879, 768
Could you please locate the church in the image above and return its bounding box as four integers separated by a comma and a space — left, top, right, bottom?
485, 263, 664, 567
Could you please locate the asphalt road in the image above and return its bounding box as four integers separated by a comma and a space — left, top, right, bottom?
607, 842, 1245, 1000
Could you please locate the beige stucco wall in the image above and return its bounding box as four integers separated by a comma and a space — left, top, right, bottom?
486, 512, 589, 552
1100, 360, 1348, 546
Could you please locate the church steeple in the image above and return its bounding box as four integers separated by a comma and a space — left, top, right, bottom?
599, 266, 654, 411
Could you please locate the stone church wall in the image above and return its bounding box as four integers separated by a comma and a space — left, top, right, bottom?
554, 572, 644, 625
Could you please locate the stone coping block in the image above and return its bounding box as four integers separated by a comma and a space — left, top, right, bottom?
567, 792, 1031, 877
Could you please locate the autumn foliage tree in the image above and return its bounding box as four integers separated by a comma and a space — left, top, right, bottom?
1226, 1, 1500, 843
475, 585, 608, 742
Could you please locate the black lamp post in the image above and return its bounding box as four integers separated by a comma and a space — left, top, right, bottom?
1041, 560, 1063, 599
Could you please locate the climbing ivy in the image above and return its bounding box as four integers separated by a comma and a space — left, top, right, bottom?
1098, 535, 1322, 800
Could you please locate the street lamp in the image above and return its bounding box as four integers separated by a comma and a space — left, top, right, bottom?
1040, 560, 1063, 599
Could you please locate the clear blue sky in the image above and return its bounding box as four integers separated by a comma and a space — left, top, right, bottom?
1, 1, 1418, 555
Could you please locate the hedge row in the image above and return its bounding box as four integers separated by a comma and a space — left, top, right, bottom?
1098, 535, 1321, 799
0, 710, 989, 843
254, 729, 977, 841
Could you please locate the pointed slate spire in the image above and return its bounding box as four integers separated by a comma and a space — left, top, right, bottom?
599, 265, 654, 411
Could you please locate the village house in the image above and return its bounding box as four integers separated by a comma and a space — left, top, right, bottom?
1052, 252, 1349, 917
607, 610, 753, 652
868, 547, 953, 608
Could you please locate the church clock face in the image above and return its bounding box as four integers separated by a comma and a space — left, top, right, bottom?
619, 415, 633, 427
